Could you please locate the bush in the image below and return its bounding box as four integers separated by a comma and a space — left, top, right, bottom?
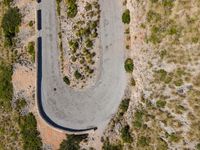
168, 133, 180, 143
196, 143, 200, 150
0, 62, 13, 111
137, 136, 150, 147
15, 98, 27, 112
18, 113, 42, 150
102, 138, 122, 150
85, 2, 92, 11
69, 39, 79, 51
1, 7, 22, 46
28, 20, 34, 27
66, 0, 78, 18
131, 77, 136, 86
124, 58, 134, 73
133, 110, 143, 129
122, 9, 130, 24
156, 100, 166, 108
74, 70, 82, 79
3, 0, 13, 6
63, 76, 70, 85
85, 39, 93, 48
174, 79, 183, 86
119, 99, 130, 115
120, 125, 132, 143
146, 10, 161, 22
28, 41, 35, 62
59, 134, 88, 150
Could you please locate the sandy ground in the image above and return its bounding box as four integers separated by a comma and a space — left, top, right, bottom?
36, 114, 66, 150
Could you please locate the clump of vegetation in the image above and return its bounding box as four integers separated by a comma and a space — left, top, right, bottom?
63, 76, 70, 85
56, 0, 62, 15
27, 41, 35, 62
196, 143, 200, 150
121, 125, 132, 143
1, 7, 22, 46
119, 98, 130, 116
146, 10, 161, 23
133, 110, 144, 129
156, 99, 166, 108
28, 20, 34, 27
3, 0, 13, 6
74, 70, 82, 79
18, 113, 42, 150
59, 134, 88, 150
15, 98, 27, 112
137, 136, 150, 147
66, 0, 78, 18
124, 58, 134, 73
131, 77, 136, 86
0, 62, 13, 111
102, 138, 122, 150
122, 9, 130, 24
85, 2, 92, 11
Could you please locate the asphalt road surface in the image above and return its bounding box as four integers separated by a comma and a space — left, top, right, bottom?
38, 0, 126, 132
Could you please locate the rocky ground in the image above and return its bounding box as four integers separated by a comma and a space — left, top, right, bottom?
58, 0, 101, 89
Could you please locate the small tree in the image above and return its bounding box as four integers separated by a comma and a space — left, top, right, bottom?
63, 76, 70, 85
1, 7, 21, 46
121, 125, 132, 143
122, 9, 130, 24
124, 58, 134, 73
74, 70, 82, 79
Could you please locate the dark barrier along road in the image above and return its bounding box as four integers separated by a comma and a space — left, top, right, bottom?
37, 10, 41, 30
37, 0, 126, 132
37, 37, 97, 132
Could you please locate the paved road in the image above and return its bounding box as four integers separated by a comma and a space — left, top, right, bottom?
38, 0, 126, 131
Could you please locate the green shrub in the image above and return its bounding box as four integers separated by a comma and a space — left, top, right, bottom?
66, 0, 78, 18
69, 39, 79, 51
174, 79, 183, 86
124, 58, 134, 73
1, 7, 22, 46
3, 0, 13, 6
137, 136, 150, 147
121, 125, 132, 143
156, 69, 167, 81
15, 98, 27, 112
196, 143, 200, 150
0, 62, 13, 111
18, 113, 42, 150
28, 41, 35, 62
133, 110, 143, 129
131, 77, 136, 86
85, 2, 92, 11
156, 100, 166, 108
59, 134, 88, 150
119, 99, 130, 115
168, 133, 181, 143
122, 9, 130, 24
63, 76, 70, 85
102, 138, 122, 150
146, 10, 161, 22
74, 70, 82, 79
28, 20, 34, 27
162, 0, 174, 9
85, 39, 93, 48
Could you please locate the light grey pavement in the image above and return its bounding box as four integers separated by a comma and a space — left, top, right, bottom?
39, 0, 126, 130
